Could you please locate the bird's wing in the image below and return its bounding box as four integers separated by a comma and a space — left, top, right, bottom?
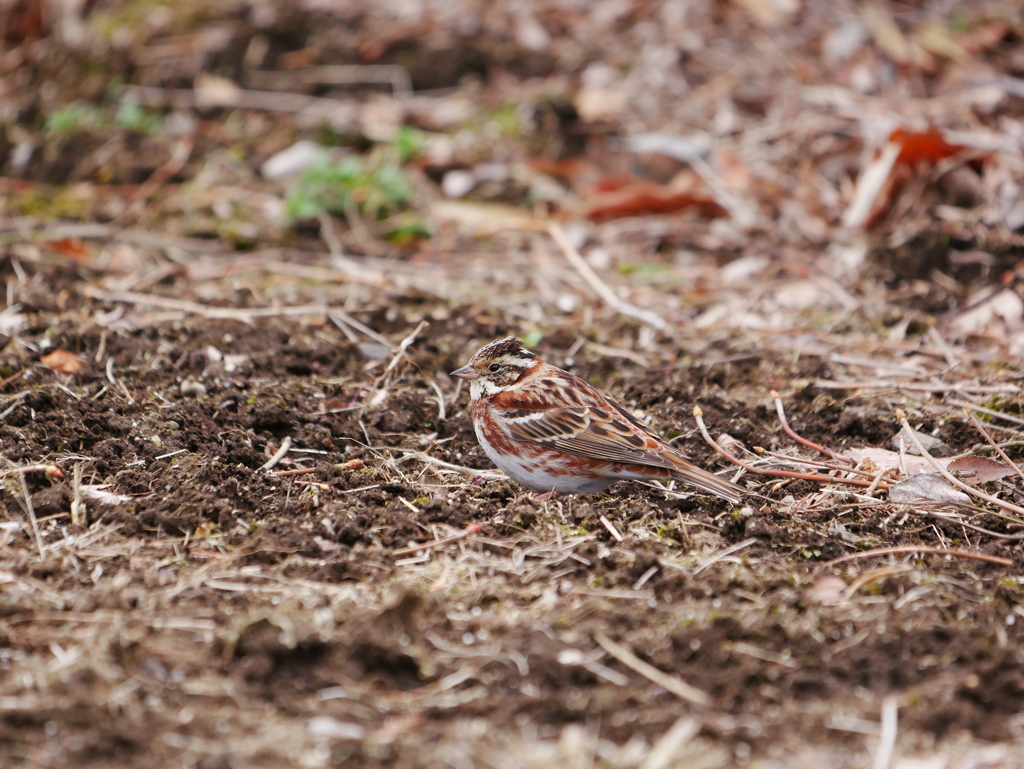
499, 403, 678, 470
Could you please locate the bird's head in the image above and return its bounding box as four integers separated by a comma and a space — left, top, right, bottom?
450, 337, 538, 394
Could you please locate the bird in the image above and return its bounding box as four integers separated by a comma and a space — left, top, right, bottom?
450, 337, 745, 503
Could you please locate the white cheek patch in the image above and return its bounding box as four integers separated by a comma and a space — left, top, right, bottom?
473, 379, 512, 398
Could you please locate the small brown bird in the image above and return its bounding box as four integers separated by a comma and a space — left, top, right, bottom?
451, 337, 745, 503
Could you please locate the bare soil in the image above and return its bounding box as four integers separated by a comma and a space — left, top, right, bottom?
2, 297, 1023, 768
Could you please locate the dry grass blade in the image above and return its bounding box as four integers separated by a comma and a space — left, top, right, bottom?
328, 309, 393, 349
0, 463, 62, 479
827, 546, 1013, 568
842, 141, 901, 230
70, 463, 83, 526
400, 450, 504, 480
82, 288, 332, 320
873, 696, 899, 769
384, 320, 427, 377
693, 537, 758, 575
844, 567, 911, 599
425, 378, 447, 422
949, 399, 1024, 429
594, 632, 709, 706
17, 470, 45, 559
815, 380, 1022, 395
599, 515, 624, 542
362, 320, 428, 409
548, 223, 669, 332
391, 523, 483, 557
638, 716, 700, 769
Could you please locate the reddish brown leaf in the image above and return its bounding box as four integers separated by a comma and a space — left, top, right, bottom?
889, 127, 964, 166
1, 0, 45, 43
948, 456, 1019, 485
41, 238, 94, 265
40, 349, 86, 375
585, 179, 725, 222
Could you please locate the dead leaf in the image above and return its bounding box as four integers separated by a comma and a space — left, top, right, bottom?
514, 8, 550, 52
892, 426, 950, 456
888, 473, 971, 504
802, 575, 848, 605
862, 3, 935, 69
732, 0, 801, 27
842, 141, 900, 230
862, 2, 911, 63
585, 178, 726, 222
890, 127, 966, 166
626, 133, 707, 164
261, 140, 323, 179
950, 288, 1024, 338
915, 19, 969, 64
847, 447, 951, 475
40, 349, 86, 375
194, 73, 242, 107
948, 456, 1019, 485
41, 238, 94, 265
574, 87, 627, 123
82, 485, 132, 505
431, 200, 538, 234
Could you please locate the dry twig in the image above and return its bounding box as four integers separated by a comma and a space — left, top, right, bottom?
694, 406, 882, 491
259, 437, 292, 472
773, 391, 853, 464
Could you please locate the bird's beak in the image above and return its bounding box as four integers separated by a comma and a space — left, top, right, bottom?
450, 365, 479, 381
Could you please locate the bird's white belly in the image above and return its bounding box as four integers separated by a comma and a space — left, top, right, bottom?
475, 421, 614, 494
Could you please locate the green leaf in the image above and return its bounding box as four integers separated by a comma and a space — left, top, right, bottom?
522, 331, 544, 348
394, 126, 426, 163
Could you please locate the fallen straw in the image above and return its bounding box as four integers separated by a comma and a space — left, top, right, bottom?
391, 523, 483, 557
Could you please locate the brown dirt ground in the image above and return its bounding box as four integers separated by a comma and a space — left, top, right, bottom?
1, 291, 1023, 767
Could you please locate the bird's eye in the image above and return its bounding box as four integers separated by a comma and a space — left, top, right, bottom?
489, 363, 501, 372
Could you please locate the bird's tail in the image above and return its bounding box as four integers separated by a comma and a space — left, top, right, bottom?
669, 460, 745, 504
